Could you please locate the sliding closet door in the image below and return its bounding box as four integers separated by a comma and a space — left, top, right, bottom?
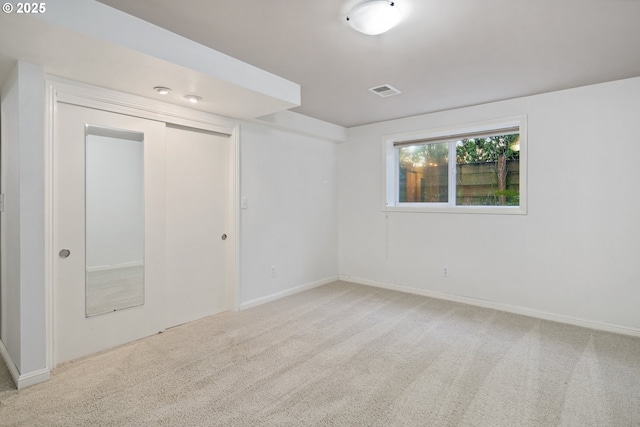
165, 125, 229, 328
53, 103, 167, 365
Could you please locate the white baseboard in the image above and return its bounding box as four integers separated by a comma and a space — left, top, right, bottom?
240, 275, 339, 311
0, 339, 51, 389
339, 275, 640, 338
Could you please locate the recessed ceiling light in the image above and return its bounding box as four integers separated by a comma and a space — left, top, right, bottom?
153, 86, 172, 95
347, 1, 402, 35
184, 95, 203, 104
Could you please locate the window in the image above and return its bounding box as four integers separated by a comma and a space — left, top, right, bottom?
383, 116, 526, 214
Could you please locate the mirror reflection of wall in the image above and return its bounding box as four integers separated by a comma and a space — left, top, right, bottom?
85, 126, 145, 317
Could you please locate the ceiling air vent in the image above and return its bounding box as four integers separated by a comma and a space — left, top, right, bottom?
369, 84, 401, 98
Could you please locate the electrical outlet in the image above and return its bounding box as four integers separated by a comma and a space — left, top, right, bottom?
270, 265, 277, 277
443, 267, 449, 277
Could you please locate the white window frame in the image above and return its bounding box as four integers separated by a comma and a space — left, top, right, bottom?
382, 115, 527, 215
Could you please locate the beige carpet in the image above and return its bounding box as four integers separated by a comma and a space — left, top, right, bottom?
1, 281, 639, 426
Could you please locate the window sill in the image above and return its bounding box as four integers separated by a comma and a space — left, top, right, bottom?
383, 204, 527, 215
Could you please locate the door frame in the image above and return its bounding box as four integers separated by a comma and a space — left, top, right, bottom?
44, 77, 240, 368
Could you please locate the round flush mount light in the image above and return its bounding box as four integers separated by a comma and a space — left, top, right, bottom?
184, 95, 203, 104
153, 86, 172, 95
346, 0, 402, 35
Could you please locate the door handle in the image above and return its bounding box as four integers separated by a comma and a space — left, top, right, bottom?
221, 234, 227, 241
59, 249, 71, 258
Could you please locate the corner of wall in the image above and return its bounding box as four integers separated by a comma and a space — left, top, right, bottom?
0, 338, 50, 389
0, 60, 48, 386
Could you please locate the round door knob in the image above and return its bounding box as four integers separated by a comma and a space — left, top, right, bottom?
221, 234, 228, 241
59, 249, 71, 258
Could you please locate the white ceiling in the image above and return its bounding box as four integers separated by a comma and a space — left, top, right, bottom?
95, 0, 640, 127
1, 1, 639, 128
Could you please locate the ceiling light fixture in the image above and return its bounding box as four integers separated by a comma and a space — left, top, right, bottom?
346, 1, 402, 35
153, 86, 172, 95
184, 95, 203, 104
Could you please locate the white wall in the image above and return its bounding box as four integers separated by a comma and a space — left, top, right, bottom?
0, 61, 47, 384
239, 122, 339, 305
339, 76, 640, 332
1, 62, 21, 368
